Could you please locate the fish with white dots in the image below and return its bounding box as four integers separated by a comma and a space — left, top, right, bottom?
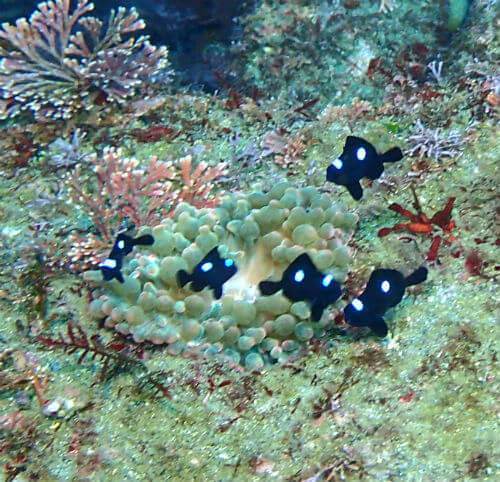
100, 231, 155, 283
177, 247, 237, 299
326, 136, 403, 200
259, 253, 342, 322
344, 266, 428, 337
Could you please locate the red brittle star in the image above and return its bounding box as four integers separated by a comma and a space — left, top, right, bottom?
378, 186, 457, 261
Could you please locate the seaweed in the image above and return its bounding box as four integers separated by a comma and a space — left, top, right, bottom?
37, 321, 142, 382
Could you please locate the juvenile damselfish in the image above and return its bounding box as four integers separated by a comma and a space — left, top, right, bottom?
100, 231, 155, 283
177, 247, 237, 299
326, 136, 403, 200
344, 266, 428, 337
259, 253, 342, 321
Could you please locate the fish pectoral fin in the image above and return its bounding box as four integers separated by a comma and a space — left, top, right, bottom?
177, 269, 191, 288
370, 315, 388, 337
346, 181, 363, 200
379, 147, 403, 163
115, 270, 124, 283
310, 301, 326, 322
259, 280, 281, 296
191, 279, 205, 292
365, 162, 384, 180
212, 285, 223, 299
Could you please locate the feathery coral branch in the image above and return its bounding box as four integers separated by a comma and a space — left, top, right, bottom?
0, 0, 168, 120
37, 321, 142, 381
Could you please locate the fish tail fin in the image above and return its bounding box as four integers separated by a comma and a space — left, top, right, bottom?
370, 315, 388, 337
258, 280, 281, 296
404, 266, 428, 287
177, 269, 191, 288
134, 234, 154, 247
116, 270, 124, 283
380, 147, 403, 164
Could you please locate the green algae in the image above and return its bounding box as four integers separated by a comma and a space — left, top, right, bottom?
447, 0, 471, 33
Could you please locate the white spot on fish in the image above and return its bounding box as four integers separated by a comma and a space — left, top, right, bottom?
356, 147, 366, 161
201, 262, 213, 272
322, 274, 334, 287
352, 298, 364, 311
101, 258, 117, 269
331, 158, 343, 170
294, 270, 305, 282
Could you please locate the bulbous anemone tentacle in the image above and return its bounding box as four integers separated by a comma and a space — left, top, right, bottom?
86, 182, 357, 368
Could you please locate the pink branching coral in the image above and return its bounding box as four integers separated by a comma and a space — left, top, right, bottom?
0, 0, 168, 120
260, 130, 307, 169
170, 155, 228, 209
68, 149, 228, 270
70, 146, 175, 242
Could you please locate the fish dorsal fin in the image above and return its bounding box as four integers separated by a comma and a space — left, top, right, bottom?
259, 280, 282, 296
134, 234, 154, 247
177, 269, 191, 288
205, 246, 220, 260
285, 253, 318, 279
345, 136, 364, 150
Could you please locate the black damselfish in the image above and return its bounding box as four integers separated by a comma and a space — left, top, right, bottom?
100, 232, 154, 283
259, 253, 342, 321
344, 266, 428, 337
326, 136, 403, 200
177, 247, 237, 299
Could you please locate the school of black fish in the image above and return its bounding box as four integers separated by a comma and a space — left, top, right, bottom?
99, 136, 428, 337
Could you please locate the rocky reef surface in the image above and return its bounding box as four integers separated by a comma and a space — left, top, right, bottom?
0, 0, 498, 480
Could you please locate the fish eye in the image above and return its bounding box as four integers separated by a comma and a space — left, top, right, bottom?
117, 240, 125, 249
294, 269, 305, 282
331, 158, 343, 170
381, 280, 390, 293
101, 258, 117, 269
322, 274, 333, 287
224, 258, 234, 267
356, 147, 366, 161
201, 262, 213, 272
351, 298, 364, 312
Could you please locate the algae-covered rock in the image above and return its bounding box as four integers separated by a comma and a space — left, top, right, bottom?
87, 183, 356, 368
